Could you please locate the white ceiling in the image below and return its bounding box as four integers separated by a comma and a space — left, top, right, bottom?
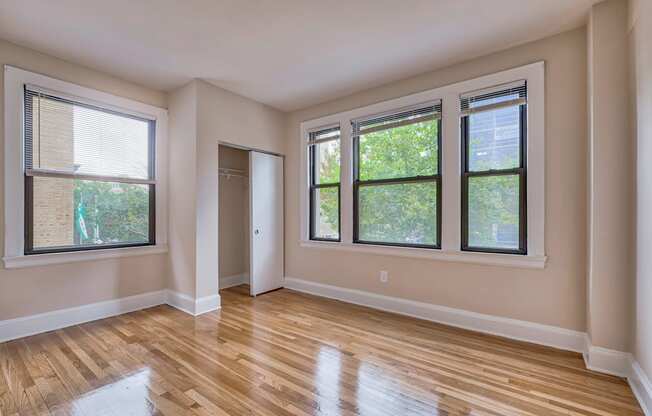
0, 1, 599, 111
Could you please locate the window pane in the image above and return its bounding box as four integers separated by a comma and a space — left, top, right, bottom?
467, 175, 520, 249
312, 187, 339, 240
468, 104, 520, 171
31, 177, 150, 250
312, 140, 340, 185
359, 119, 438, 181
359, 181, 437, 245
28, 93, 151, 179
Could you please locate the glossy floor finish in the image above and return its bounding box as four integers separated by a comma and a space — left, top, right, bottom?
0, 285, 643, 416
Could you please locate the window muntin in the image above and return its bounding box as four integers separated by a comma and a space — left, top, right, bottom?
353, 102, 442, 248
24, 87, 156, 254
461, 81, 527, 254
309, 126, 340, 241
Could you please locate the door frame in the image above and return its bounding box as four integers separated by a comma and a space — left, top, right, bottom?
218, 141, 285, 296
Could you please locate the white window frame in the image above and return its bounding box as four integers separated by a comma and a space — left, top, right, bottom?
299, 62, 546, 269
3, 65, 169, 269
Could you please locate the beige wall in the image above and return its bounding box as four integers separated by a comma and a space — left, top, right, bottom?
197, 79, 287, 155
0, 39, 168, 320
1, 40, 285, 318
167, 81, 198, 297
586, 0, 634, 352
172, 81, 286, 298
285, 28, 588, 331
630, 0, 652, 377
167, 79, 286, 300
218, 145, 249, 281
196, 79, 286, 298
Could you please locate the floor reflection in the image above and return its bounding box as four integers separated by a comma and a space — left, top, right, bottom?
72, 369, 155, 416
357, 360, 442, 414
1, 286, 639, 415
315, 346, 343, 415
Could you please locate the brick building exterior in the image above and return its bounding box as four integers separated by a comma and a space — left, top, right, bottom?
32, 98, 75, 247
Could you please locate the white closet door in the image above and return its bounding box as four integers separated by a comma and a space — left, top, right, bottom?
249, 151, 284, 296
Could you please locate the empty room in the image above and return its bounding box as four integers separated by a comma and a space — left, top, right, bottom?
0, 0, 650, 414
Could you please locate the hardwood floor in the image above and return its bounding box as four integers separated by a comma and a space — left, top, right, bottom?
0, 285, 643, 415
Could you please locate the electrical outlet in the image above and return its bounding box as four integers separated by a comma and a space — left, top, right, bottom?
379, 270, 389, 283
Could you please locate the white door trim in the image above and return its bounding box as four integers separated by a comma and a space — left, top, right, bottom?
249, 151, 284, 296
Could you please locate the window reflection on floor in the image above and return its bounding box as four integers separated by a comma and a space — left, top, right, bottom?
72, 369, 154, 416
315, 347, 342, 415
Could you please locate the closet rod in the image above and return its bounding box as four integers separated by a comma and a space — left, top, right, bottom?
219, 167, 246, 174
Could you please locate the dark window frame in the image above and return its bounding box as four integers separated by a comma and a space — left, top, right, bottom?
352, 115, 442, 249
23, 87, 156, 255
308, 128, 341, 242
461, 101, 527, 255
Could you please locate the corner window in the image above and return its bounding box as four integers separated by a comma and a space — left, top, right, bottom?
352, 102, 442, 248
461, 81, 527, 254
309, 126, 341, 241
23, 87, 156, 254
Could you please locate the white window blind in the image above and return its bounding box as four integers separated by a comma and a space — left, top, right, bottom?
460, 80, 527, 116
308, 125, 340, 145
24, 87, 155, 184
352, 101, 442, 137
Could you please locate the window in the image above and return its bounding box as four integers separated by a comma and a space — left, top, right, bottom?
23, 87, 156, 254
461, 81, 527, 254
299, 62, 545, 268
309, 126, 341, 241
352, 102, 442, 248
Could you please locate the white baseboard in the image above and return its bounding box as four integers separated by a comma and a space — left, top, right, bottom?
219, 273, 248, 289
284, 277, 651, 413
283, 277, 585, 353
0, 290, 167, 343
582, 335, 652, 415
165, 290, 196, 315
0, 289, 222, 343
583, 335, 632, 377
195, 294, 221, 315
630, 359, 652, 415
165, 290, 221, 316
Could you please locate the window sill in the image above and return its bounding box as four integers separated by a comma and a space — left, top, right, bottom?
3, 244, 168, 269
300, 240, 546, 269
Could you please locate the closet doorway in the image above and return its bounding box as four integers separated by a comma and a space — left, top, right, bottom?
218, 144, 284, 296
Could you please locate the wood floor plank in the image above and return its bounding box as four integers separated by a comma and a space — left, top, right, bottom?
0, 286, 644, 415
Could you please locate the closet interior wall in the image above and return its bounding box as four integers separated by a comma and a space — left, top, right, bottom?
218, 145, 250, 289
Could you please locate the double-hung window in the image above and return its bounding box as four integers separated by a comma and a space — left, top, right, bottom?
352, 102, 442, 248
23, 87, 156, 254
460, 81, 527, 254
308, 126, 341, 241
300, 63, 544, 268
